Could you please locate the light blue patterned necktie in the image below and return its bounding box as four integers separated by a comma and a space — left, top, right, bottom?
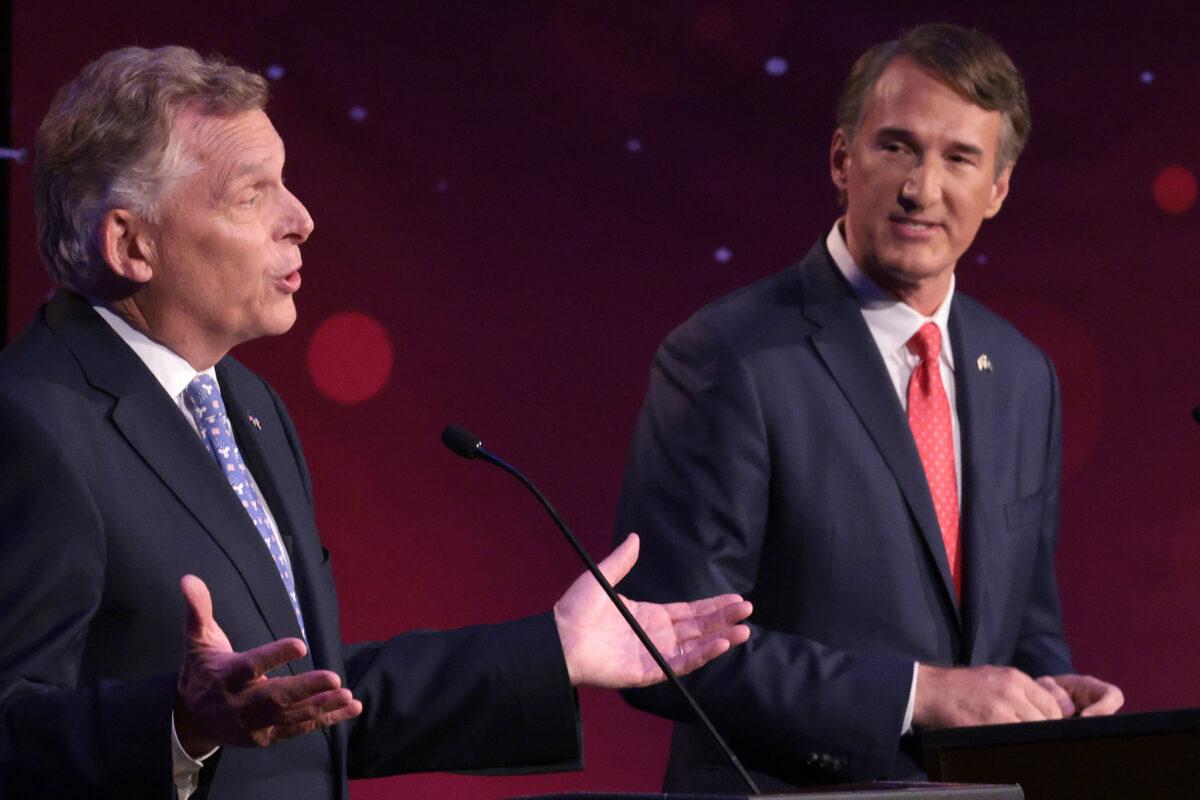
183, 374, 307, 641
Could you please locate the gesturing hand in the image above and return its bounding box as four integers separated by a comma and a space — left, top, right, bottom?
174, 575, 363, 756
554, 533, 752, 689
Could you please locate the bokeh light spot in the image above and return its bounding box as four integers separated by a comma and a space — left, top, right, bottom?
1153, 165, 1197, 214
348, 105, 368, 122
265, 64, 285, 81
307, 312, 393, 404
626, 137, 643, 153
713, 246, 732, 263
1140, 70, 1154, 85
764, 56, 788, 76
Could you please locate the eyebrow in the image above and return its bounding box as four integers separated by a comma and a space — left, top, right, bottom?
210, 158, 277, 205
875, 127, 985, 158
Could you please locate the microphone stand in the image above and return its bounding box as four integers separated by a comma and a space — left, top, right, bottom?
442, 425, 761, 796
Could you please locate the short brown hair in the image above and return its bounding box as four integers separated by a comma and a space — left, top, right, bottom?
34, 46, 269, 294
836, 23, 1030, 175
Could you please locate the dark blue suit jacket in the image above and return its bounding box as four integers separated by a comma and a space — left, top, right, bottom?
0, 291, 581, 799
615, 240, 1073, 791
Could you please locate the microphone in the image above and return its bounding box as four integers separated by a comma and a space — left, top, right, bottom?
440, 424, 761, 796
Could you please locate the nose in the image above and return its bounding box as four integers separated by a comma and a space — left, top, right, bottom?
281, 186, 315, 244
899, 160, 942, 212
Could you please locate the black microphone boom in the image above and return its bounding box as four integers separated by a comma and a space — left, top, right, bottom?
440, 424, 761, 796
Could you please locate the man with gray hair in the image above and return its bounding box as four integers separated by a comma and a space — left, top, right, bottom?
614, 23, 1123, 791
0, 46, 752, 799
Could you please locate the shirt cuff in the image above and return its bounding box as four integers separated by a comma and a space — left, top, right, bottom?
901, 661, 918, 735
171, 710, 218, 800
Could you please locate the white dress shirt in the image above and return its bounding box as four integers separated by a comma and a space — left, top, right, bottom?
823, 221, 963, 736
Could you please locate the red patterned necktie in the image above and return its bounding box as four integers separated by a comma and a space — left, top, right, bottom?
906, 322, 961, 600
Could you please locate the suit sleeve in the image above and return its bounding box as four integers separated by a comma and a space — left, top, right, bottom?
342, 614, 582, 778
0, 393, 177, 799
614, 318, 913, 783
1011, 354, 1074, 677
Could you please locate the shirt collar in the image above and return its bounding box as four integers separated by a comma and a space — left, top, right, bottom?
91, 303, 217, 398
825, 219, 956, 371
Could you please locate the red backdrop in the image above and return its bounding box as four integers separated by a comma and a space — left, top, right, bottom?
8, 3, 1200, 797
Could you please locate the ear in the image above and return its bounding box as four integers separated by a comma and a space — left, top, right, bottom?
830, 128, 852, 191
983, 163, 1014, 219
98, 209, 155, 285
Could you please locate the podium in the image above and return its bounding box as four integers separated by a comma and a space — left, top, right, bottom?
514, 782, 1023, 799
922, 707, 1200, 799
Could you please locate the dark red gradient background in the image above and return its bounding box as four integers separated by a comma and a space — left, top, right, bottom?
7, 3, 1200, 798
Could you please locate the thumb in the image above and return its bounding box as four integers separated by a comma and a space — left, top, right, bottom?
180, 574, 215, 641
597, 532, 640, 587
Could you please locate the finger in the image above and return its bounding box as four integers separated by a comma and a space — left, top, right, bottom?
1020, 677, 1063, 721
226, 638, 311, 686
239, 671, 346, 725
654, 594, 749, 621
673, 600, 754, 641
670, 636, 734, 679
1079, 682, 1125, 717
1036, 676, 1076, 717
180, 575, 215, 641
276, 688, 358, 727
271, 699, 364, 742
596, 533, 640, 587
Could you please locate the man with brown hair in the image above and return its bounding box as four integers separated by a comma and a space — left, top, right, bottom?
615, 23, 1122, 791
0, 46, 753, 799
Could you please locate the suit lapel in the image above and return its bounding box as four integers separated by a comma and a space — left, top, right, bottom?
219, 369, 324, 672
47, 293, 308, 671
220, 366, 338, 752
949, 301, 995, 662
797, 246, 962, 625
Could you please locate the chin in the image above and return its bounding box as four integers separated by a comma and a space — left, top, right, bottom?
260, 299, 299, 338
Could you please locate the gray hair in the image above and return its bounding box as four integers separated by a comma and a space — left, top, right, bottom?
34, 46, 269, 293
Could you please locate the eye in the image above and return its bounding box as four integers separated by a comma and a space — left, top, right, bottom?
237, 193, 260, 207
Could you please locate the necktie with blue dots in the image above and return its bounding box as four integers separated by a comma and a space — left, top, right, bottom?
183, 374, 307, 640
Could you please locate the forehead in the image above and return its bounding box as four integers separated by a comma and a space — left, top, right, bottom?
860, 57, 1002, 149
174, 105, 284, 174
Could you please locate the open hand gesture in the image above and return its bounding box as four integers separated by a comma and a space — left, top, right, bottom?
173, 575, 363, 756
554, 534, 752, 688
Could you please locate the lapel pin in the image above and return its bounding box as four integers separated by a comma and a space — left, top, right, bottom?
248, 413, 262, 430
976, 354, 993, 372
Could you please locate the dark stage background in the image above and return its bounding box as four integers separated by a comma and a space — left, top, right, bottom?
7, 2, 1199, 798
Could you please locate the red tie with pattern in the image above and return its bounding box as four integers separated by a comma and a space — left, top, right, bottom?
906, 322, 961, 601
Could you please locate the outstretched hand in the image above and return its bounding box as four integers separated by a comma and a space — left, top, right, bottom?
174, 575, 363, 756
553, 533, 752, 689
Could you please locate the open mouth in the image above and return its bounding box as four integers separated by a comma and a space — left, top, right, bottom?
277, 268, 302, 292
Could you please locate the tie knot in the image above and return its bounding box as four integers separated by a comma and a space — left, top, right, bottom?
184, 374, 223, 412
906, 322, 941, 363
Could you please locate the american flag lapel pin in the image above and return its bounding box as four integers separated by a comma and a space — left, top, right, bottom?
976, 354, 993, 372
248, 413, 262, 430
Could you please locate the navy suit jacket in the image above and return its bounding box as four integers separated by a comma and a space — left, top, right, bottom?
0, 291, 581, 799
614, 240, 1073, 791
